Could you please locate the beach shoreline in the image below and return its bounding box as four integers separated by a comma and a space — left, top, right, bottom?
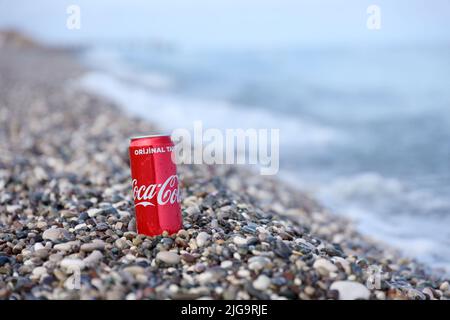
0, 34, 448, 300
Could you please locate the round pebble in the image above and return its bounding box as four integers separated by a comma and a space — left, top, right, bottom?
253, 275, 271, 291
156, 251, 181, 265
330, 281, 370, 300
196, 232, 210, 247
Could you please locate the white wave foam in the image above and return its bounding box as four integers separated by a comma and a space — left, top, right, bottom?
80, 47, 173, 91
319, 172, 450, 215
312, 172, 450, 273
79, 70, 344, 149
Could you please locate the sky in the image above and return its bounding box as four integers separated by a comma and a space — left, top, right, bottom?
1, 0, 450, 49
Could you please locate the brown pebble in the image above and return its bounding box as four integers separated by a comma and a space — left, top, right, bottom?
181, 253, 197, 263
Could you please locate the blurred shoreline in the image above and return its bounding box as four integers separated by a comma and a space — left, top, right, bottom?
0, 31, 449, 300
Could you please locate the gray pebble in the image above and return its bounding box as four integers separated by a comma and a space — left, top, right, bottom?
253, 275, 271, 291
330, 281, 370, 300
156, 251, 181, 265
196, 232, 210, 247
80, 240, 105, 252
42, 228, 71, 243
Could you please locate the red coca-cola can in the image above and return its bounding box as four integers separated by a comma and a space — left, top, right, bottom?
129, 134, 182, 236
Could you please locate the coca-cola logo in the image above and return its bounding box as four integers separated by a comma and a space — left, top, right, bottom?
132, 175, 180, 207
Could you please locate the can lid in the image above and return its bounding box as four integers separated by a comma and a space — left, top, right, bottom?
130, 133, 171, 141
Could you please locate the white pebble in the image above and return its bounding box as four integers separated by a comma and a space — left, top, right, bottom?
196, 232, 210, 247
156, 251, 181, 265
83, 250, 103, 266
233, 236, 247, 247
123, 265, 145, 276
313, 258, 338, 275
6, 205, 21, 214
330, 281, 371, 300
74, 223, 87, 231
221, 260, 233, 269
81, 240, 105, 252
87, 208, 102, 217
237, 269, 250, 278
54, 241, 80, 252
253, 275, 271, 291
32, 266, 47, 278
60, 258, 85, 270
34, 242, 44, 251
248, 256, 270, 271
42, 228, 67, 242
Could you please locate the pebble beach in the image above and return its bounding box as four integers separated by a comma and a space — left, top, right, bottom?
0, 34, 449, 300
